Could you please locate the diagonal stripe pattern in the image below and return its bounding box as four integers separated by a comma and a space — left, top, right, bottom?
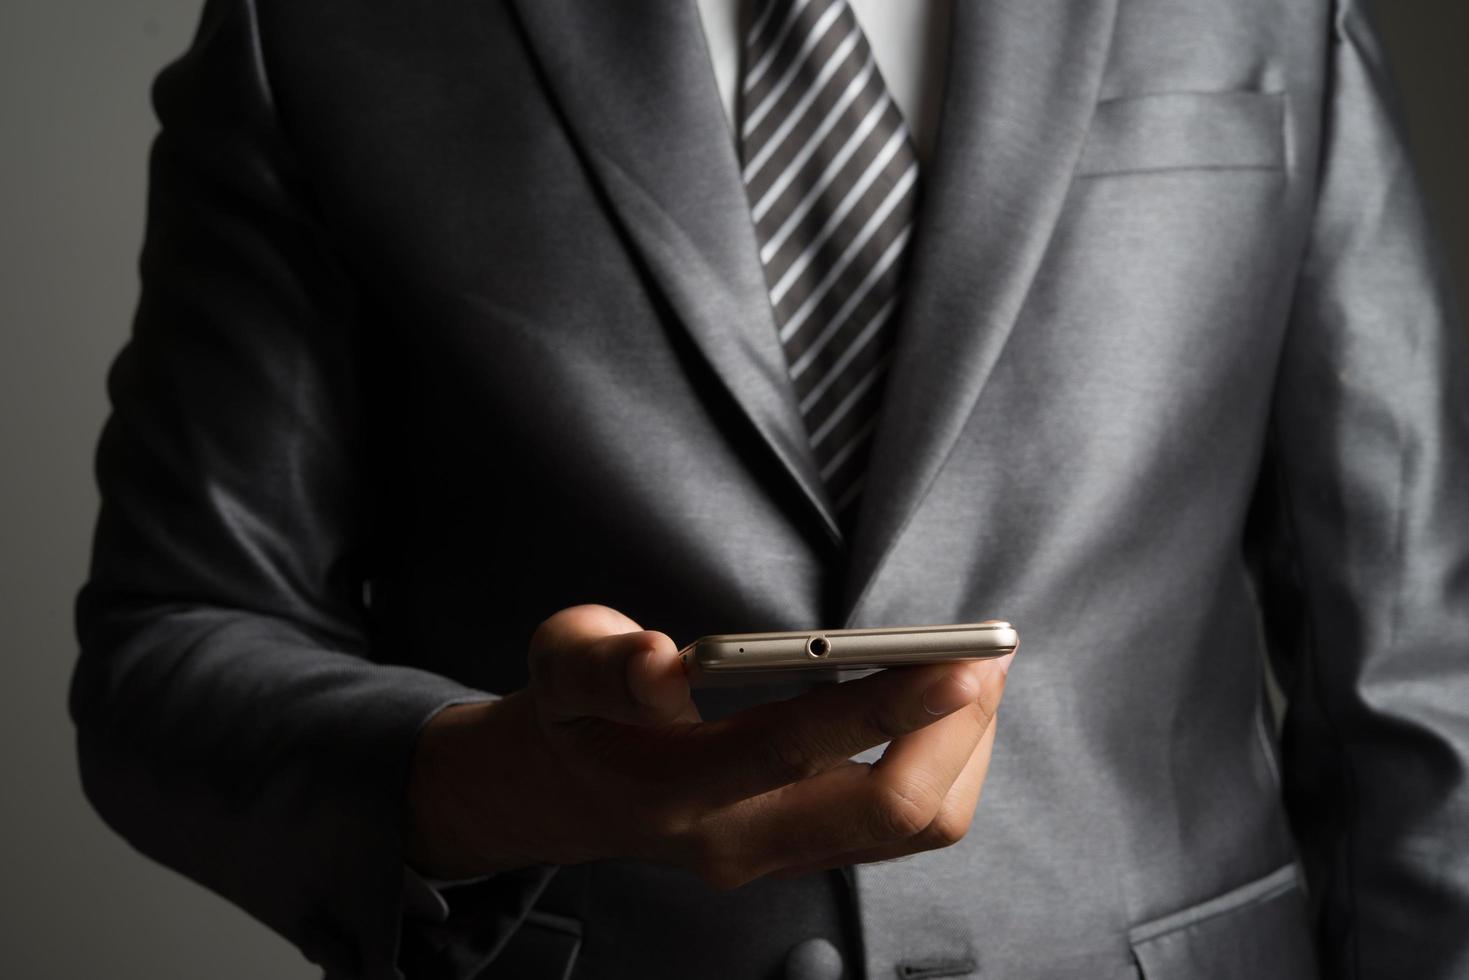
739, 0, 919, 532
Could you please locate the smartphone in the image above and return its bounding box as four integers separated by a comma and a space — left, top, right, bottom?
679, 621, 1018, 684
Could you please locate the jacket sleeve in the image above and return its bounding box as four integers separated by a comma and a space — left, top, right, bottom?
1256, 1, 1469, 976
68, 1, 490, 976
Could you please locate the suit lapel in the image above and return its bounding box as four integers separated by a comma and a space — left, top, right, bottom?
842, 0, 1121, 619
509, 0, 843, 545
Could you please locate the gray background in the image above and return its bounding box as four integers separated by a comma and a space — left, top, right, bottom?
1, 1, 1464, 977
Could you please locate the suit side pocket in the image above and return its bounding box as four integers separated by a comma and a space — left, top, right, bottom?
1128, 863, 1318, 980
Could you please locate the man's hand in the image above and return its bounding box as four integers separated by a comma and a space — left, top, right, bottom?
406, 604, 1013, 887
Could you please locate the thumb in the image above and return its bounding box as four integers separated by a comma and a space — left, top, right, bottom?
528, 604, 691, 725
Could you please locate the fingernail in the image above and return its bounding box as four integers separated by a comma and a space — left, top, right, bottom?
922, 674, 975, 716
627, 647, 662, 708
995, 652, 1016, 677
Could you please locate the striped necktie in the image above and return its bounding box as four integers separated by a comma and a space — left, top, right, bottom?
739, 0, 919, 534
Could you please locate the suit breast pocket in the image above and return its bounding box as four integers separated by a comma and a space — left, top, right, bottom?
1075, 90, 1287, 178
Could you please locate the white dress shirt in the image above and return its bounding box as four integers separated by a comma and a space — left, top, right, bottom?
694, 0, 952, 163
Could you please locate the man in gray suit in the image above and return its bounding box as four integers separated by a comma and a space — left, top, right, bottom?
71, 0, 1469, 977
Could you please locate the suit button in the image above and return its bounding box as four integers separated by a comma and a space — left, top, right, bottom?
784, 937, 844, 980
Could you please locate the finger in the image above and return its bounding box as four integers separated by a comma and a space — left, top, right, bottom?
689, 700, 993, 888
771, 713, 998, 878
766, 652, 1012, 878
690, 651, 1010, 807
682, 655, 1012, 886
867, 653, 1006, 786
528, 604, 691, 725
628, 639, 703, 724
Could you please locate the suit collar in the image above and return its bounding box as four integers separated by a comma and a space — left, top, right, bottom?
841, 0, 1121, 621
508, 1, 1121, 592
509, 0, 844, 545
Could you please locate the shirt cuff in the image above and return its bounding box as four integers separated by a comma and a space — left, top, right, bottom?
403, 865, 498, 923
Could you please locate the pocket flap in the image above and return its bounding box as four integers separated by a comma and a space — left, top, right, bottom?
1077, 91, 1287, 177
1129, 863, 1318, 979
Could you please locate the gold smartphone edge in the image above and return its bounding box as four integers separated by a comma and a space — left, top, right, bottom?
681, 622, 1018, 676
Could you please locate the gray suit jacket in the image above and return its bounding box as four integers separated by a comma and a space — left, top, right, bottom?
71, 0, 1469, 978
